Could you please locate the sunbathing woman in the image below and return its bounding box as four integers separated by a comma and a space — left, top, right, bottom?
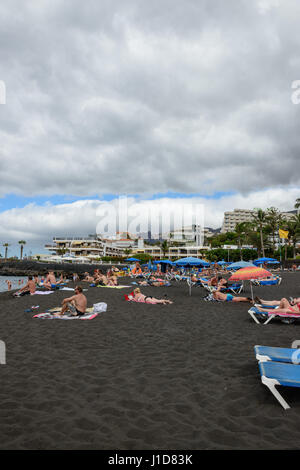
255, 297, 300, 314
213, 286, 252, 303
133, 288, 173, 304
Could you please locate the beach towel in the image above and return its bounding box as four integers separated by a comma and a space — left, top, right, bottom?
33, 290, 54, 295
97, 285, 131, 289
33, 303, 107, 320
33, 311, 99, 320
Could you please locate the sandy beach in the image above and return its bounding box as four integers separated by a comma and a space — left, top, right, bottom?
0, 272, 300, 450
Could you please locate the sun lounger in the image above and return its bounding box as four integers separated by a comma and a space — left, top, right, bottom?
251, 277, 282, 286
248, 306, 300, 325
257, 360, 300, 409
254, 345, 300, 364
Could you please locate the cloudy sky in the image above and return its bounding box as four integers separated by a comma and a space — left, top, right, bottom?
0, 0, 299, 255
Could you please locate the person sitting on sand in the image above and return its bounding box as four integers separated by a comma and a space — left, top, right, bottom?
107, 275, 118, 286
14, 276, 36, 296
132, 288, 173, 304
57, 286, 87, 316
254, 296, 300, 314
95, 273, 108, 286
213, 285, 252, 303
44, 271, 57, 290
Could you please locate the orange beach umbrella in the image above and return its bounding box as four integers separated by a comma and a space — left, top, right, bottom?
229, 267, 272, 282
229, 266, 273, 301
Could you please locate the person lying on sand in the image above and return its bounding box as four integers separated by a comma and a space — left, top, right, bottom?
255, 296, 300, 314
14, 276, 36, 296
213, 286, 252, 303
83, 272, 94, 282
133, 288, 173, 304
57, 286, 87, 316
138, 276, 167, 287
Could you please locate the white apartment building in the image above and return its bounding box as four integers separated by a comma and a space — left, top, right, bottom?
132, 244, 210, 261
221, 209, 297, 233
221, 209, 257, 233
45, 236, 124, 258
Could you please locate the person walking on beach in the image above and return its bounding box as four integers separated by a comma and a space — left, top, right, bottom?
57, 286, 87, 316
6, 280, 12, 291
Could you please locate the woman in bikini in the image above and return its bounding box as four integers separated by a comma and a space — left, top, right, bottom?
133, 288, 173, 304
255, 297, 300, 314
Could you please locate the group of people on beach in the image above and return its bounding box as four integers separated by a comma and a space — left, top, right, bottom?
7, 258, 300, 317
83, 267, 119, 286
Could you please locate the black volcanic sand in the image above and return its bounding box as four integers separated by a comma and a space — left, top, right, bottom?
0, 272, 300, 450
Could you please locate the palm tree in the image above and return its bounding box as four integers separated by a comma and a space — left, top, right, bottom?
160, 240, 169, 259
235, 222, 246, 260
123, 248, 132, 258
18, 240, 26, 260
3, 243, 10, 260
295, 198, 300, 213
266, 207, 283, 255
251, 209, 267, 257
284, 220, 299, 259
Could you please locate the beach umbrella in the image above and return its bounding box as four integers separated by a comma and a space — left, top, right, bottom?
229, 266, 273, 301
218, 260, 229, 266
125, 258, 141, 262
174, 257, 208, 295
226, 261, 255, 270
253, 257, 279, 266
154, 259, 174, 265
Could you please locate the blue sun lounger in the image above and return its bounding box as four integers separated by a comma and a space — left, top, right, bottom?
254, 345, 300, 364
258, 360, 300, 409
255, 345, 300, 409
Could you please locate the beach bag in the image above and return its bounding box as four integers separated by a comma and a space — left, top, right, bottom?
93, 302, 107, 313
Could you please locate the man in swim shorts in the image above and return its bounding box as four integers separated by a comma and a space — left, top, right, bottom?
58, 286, 87, 316
213, 286, 253, 303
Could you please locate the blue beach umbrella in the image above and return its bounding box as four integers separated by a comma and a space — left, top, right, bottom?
226, 261, 256, 270
125, 258, 141, 262
253, 257, 279, 266
218, 260, 229, 266
174, 257, 209, 295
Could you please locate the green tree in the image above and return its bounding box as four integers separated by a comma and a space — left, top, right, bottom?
251, 209, 267, 257
284, 215, 300, 259
235, 222, 247, 260
160, 240, 169, 258
266, 207, 283, 255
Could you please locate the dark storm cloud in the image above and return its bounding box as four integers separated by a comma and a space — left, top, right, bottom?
0, 0, 299, 198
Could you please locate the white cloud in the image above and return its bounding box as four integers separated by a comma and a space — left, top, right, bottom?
0, 189, 298, 250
